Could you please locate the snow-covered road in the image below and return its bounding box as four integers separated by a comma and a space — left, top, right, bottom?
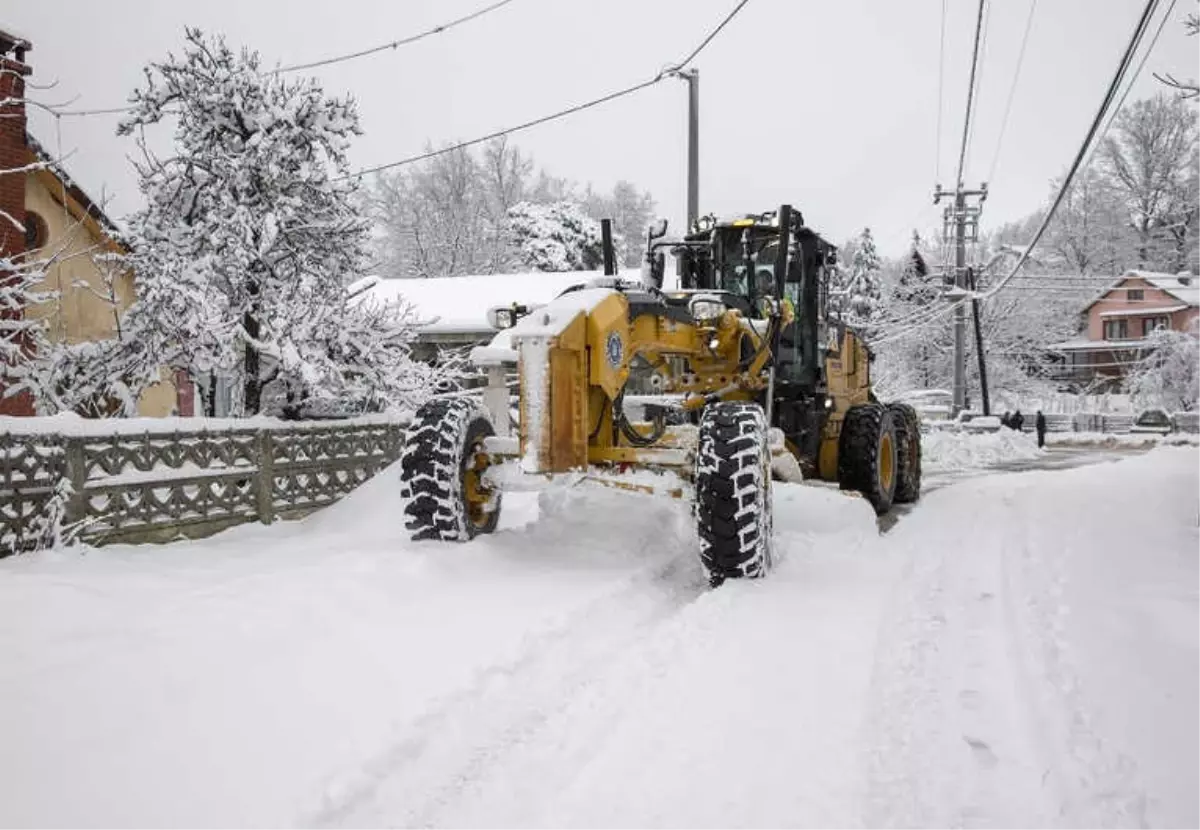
1, 448, 1196, 828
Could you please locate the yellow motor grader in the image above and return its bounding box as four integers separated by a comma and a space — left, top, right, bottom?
399, 205, 921, 585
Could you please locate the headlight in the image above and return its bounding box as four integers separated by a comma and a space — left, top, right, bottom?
486, 307, 514, 329
689, 296, 725, 324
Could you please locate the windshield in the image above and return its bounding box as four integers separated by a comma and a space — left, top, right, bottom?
716, 231, 779, 314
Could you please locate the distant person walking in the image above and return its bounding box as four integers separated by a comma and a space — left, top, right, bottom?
1036, 410, 1047, 448
1011, 410, 1025, 433
1001, 411, 1012, 429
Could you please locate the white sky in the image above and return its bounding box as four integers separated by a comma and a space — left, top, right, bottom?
10, 0, 1198, 255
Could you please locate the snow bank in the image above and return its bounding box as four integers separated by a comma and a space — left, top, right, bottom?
921, 428, 1044, 471
1046, 431, 1200, 449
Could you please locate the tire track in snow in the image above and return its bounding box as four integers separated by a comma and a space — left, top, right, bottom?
1002, 485, 1150, 827
859, 482, 1057, 827
300, 505, 706, 828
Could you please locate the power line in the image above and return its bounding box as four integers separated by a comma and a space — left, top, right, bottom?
275, 0, 520, 73
955, 0, 989, 186
974, 0, 1162, 301
1076, 0, 1179, 175
55, 0, 524, 118
340, 78, 664, 180
672, 0, 752, 69
338, 0, 753, 181
986, 0, 1039, 183
935, 0, 948, 183
962, 0, 992, 180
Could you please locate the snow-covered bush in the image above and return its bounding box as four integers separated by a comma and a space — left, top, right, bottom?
1128, 325, 1199, 412
507, 201, 615, 272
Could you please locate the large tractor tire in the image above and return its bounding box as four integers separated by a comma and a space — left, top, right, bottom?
838, 402, 898, 516
400, 398, 501, 541
695, 401, 773, 587
888, 402, 922, 504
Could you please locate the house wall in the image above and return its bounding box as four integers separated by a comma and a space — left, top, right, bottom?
1171, 307, 1198, 333
1085, 277, 1185, 340
24, 171, 177, 416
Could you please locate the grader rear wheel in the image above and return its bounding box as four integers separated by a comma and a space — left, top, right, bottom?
695, 401, 773, 587
838, 402, 898, 516
888, 402, 922, 504
401, 399, 502, 541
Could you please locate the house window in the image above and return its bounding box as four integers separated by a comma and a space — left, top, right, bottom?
23, 211, 48, 251
1103, 319, 1128, 340
1126, 288, 1144, 301
1142, 316, 1170, 336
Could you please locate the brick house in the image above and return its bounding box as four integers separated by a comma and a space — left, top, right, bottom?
0, 27, 179, 417
1051, 270, 1200, 386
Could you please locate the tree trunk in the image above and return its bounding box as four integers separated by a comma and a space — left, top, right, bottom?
243, 309, 262, 416
200, 371, 217, 417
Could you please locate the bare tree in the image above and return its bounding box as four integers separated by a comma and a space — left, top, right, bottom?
1101, 94, 1199, 270
1154, 5, 1199, 100
1044, 168, 1133, 276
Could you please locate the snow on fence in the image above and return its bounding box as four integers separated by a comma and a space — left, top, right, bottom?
0, 418, 406, 556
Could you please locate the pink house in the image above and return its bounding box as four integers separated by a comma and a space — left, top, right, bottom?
1051, 270, 1199, 385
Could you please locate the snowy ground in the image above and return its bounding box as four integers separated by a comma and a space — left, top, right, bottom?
1, 447, 1196, 828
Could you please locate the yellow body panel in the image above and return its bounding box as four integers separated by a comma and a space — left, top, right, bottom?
817, 328, 873, 481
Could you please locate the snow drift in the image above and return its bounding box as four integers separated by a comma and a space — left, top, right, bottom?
921, 427, 1044, 472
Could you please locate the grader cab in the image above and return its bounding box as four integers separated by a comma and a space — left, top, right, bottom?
399, 205, 921, 586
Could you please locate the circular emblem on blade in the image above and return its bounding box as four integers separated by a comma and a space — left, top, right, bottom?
605, 331, 624, 368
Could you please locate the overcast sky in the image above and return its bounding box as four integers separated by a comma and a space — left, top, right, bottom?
10, 0, 1197, 256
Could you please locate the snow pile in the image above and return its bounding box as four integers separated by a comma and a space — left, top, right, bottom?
921, 427, 1044, 471
1047, 431, 1200, 448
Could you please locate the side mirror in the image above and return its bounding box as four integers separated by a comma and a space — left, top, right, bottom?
647, 218, 668, 241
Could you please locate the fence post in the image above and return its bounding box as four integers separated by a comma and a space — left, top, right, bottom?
256, 429, 275, 525
64, 437, 87, 528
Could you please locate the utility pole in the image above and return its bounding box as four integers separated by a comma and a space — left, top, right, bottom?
671, 68, 700, 227
933, 181, 987, 414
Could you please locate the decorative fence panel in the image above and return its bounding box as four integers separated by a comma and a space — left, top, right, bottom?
1, 419, 406, 556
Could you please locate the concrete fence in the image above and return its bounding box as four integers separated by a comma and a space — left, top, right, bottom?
1027, 412, 1198, 434
1, 419, 406, 556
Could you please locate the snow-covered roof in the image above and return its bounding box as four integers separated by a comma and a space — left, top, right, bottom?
1098, 304, 1189, 318
361, 268, 642, 335
1142, 274, 1200, 307
0, 26, 32, 50
1082, 270, 1200, 312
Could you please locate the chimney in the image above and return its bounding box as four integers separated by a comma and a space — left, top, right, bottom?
0, 28, 32, 265
0, 28, 34, 416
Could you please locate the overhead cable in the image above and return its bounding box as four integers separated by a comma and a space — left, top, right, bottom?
934, 0, 948, 183
274, 0, 520, 73
55, 0, 523, 117
974, 0, 1163, 301
985, 0, 1038, 183
338, 0, 753, 180
954, 0, 989, 186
